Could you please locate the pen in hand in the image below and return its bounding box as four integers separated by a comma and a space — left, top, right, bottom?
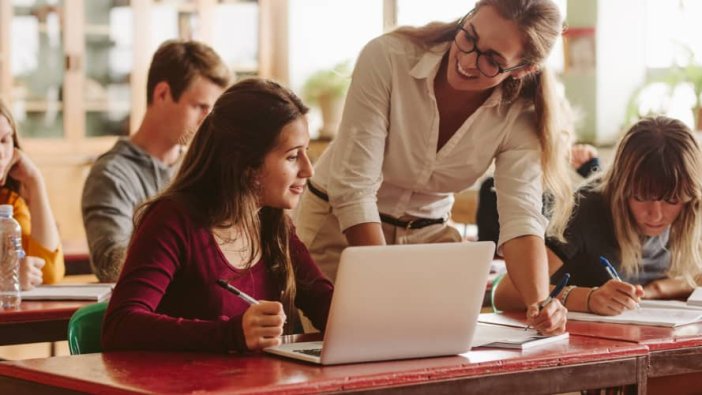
598, 256, 640, 310
526, 272, 570, 331
216, 279, 260, 305
598, 256, 621, 281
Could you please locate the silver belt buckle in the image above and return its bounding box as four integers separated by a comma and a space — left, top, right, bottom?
405, 219, 415, 229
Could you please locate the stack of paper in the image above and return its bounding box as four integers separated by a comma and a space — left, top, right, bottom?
687, 288, 702, 307
639, 300, 702, 311
21, 284, 114, 302
568, 308, 702, 327
472, 322, 569, 350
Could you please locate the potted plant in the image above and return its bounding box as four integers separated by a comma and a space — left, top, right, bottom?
626, 48, 702, 131
302, 61, 352, 140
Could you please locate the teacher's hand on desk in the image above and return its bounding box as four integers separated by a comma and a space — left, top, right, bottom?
527, 299, 567, 336
588, 280, 644, 316
242, 301, 287, 351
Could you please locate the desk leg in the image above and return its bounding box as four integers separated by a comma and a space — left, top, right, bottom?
637, 354, 647, 395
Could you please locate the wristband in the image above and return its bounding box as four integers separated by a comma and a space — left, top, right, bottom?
559, 285, 576, 308
586, 287, 599, 313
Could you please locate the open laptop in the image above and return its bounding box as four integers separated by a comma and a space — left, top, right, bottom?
265, 241, 495, 365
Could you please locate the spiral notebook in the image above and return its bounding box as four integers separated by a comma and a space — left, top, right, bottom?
21, 284, 114, 302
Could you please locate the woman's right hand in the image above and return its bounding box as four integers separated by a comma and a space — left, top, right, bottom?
20, 256, 45, 291
242, 301, 287, 351
588, 280, 644, 316
526, 299, 568, 336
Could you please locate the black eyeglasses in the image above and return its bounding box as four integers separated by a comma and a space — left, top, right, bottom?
453, 14, 528, 78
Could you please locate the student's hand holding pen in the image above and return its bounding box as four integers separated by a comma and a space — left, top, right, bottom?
217, 279, 287, 351
526, 273, 569, 336
590, 256, 644, 315
526, 299, 567, 336
587, 281, 644, 316
242, 301, 287, 351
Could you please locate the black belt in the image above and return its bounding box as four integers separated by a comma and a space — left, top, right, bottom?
307, 181, 330, 201
378, 213, 447, 229
307, 182, 447, 230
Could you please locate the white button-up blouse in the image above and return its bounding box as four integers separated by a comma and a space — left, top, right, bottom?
310, 33, 547, 248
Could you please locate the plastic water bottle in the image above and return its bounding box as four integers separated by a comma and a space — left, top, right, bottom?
0, 204, 24, 309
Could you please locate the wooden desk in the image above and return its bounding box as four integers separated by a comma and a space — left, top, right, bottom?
0, 301, 90, 346
483, 312, 702, 394
62, 239, 91, 276
0, 335, 647, 394
566, 320, 702, 394
0, 275, 98, 346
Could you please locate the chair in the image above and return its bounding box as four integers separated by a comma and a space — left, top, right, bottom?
67, 302, 108, 355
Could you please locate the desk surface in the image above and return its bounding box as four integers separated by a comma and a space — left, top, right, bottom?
0, 335, 647, 394
0, 300, 90, 346
0, 300, 89, 324
482, 311, 702, 391
565, 317, 702, 387
566, 320, 702, 349
481, 312, 702, 350
0, 274, 98, 346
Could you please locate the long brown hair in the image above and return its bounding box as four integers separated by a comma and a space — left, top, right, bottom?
135, 78, 309, 330
0, 100, 22, 193
393, 0, 573, 239
599, 116, 702, 282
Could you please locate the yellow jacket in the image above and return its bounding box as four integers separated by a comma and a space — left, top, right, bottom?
0, 188, 65, 284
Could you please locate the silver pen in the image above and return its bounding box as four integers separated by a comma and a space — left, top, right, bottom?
217, 279, 260, 305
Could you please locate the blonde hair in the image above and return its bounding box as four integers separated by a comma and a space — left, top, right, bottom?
0, 100, 22, 193
598, 116, 702, 282
393, 0, 573, 239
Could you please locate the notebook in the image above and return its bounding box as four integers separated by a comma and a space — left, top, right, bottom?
687, 287, 702, 307
639, 299, 702, 311
567, 308, 702, 327
472, 322, 569, 350
265, 241, 495, 365
21, 284, 114, 302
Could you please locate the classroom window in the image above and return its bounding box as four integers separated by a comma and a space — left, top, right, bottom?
634, 0, 702, 129
288, 0, 382, 137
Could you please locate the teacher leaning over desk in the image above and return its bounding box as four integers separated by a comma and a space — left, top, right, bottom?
294, 0, 574, 336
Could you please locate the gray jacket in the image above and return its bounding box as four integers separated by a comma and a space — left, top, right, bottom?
81, 139, 173, 282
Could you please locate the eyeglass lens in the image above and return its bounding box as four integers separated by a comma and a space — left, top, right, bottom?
454, 28, 502, 78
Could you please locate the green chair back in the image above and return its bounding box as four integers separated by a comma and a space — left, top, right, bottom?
67, 302, 108, 355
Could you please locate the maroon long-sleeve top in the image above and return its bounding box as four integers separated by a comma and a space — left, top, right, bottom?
102, 198, 333, 353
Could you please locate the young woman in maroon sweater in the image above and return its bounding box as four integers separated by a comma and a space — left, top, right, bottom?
102, 78, 333, 353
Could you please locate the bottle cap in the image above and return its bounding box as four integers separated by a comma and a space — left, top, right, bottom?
0, 204, 12, 218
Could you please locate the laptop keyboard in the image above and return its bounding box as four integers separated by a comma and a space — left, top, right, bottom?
294, 348, 323, 357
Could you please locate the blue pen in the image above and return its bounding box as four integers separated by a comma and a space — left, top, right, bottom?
598, 256, 621, 281
598, 256, 640, 309
526, 273, 570, 331
540, 272, 571, 309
